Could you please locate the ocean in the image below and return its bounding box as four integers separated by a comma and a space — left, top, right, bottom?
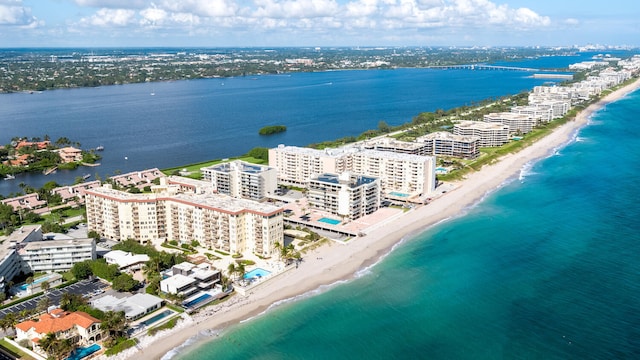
170, 89, 640, 359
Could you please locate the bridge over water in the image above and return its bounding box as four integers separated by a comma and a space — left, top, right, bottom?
429, 64, 540, 72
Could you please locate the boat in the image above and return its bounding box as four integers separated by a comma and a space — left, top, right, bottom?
3, 174, 15, 180
82, 174, 91, 180
95, 145, 104, 151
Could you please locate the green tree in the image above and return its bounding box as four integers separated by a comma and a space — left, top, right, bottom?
377, 120, 391, 133
38, 332, 73, 360
101, 310, 127, 340
60, 292, 87, 311
111, 273, 139, 292
87, 230, 101, 240
71, 261, 93, 280
41, 280, 50, 293
247, 147, 269, 161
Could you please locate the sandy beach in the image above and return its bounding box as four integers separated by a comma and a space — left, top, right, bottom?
108, 78, 640, 360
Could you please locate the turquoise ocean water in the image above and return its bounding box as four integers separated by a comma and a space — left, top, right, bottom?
172, 90, 640, 360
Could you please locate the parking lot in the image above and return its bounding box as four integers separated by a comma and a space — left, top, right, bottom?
0, 279, 110, 319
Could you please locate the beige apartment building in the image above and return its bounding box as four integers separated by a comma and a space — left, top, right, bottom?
85, 179, 284, 257
453, 121, 510, 148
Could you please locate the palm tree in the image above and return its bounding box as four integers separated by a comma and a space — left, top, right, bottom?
40, 280, 50, 293
38, 332, 73, 360
101, 310, 127, 341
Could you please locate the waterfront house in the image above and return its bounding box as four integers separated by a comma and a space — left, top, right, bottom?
15, 309, 103, 353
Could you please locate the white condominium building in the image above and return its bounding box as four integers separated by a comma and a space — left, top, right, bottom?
268, 145, 352, 187
308, 173, 381, 221
351, 150, 436, 196
19, 238, 96, 273
510, 105, 554, 122
483, 112, 538, 134
416, 132, 480, 159
269, 144, 436, 196
453, 121, 510, 148
0, 225, 96, 289
201, 160, 277, 201
362, 137, 430, 156
85, 179, 284, 258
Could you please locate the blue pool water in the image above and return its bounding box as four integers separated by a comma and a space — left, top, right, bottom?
183, 293, 212, 308
318, 217, 341, 225
141, 310, 173, 327
67, 344, 100, 360
244, 268, 272, 279
19, 275, 55, 291
388, 191, 410, 198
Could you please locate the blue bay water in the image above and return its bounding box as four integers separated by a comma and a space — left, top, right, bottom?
1, 67, 565, 196
172, 90, 640, 359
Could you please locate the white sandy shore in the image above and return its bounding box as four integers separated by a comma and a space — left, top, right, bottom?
104, 79, 640, 360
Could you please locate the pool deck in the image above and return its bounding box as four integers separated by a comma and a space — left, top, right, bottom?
281, 197, 405, 238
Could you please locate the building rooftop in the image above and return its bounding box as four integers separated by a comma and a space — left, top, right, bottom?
416, 131, 480, 143
363, 137, 427, 151
15, 309, 99, 334
20, 238, 94, 252
202, 160, 273, 174
91, 293, 163, 320
455, 121, 510, 130
313, 173, 378, 188
104, 250, 150, 269
160, 273, 196, 289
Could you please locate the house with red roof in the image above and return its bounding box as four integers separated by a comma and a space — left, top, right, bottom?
58, 147, 83, 163
15, 309, 103, 352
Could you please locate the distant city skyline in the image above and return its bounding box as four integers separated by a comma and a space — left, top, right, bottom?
0, 0, 637, 48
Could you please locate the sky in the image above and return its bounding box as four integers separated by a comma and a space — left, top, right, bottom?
0, 0, 638, 47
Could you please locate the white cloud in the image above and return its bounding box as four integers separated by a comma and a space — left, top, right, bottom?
74, 0, 148, 9
80, 8, 136, 27
0, 1, 40, 27
253, 0, 340, 19
159, 0, 239, 17
140, 6, 168, 26
564, 18, 579, 26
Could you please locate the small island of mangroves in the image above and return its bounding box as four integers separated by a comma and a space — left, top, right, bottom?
259, 125, 287, 135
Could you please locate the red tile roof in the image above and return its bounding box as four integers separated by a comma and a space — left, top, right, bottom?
15, 310, 100, 335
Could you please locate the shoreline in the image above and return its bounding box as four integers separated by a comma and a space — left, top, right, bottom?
109, 79, 640, 360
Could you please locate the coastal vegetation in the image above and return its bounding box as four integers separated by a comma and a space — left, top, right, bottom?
258, 125, 287, 135
0, 136, 100, 179
0, 47, 584, 93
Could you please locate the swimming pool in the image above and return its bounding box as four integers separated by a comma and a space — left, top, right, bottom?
140, 309, 173, 327
67, 344, 100, 360
183, 293, 212, 308
244, 268, 272, 279
19, 274, 56, 291
389, 191, 410, 198
318, 217, 341, 225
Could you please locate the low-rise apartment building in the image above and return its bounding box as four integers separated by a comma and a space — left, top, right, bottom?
18, 237, 96, 273
453, 121, 510, 147
362, 137, 431, 156
483, 112, 538, 134
416, 132, 480, 159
